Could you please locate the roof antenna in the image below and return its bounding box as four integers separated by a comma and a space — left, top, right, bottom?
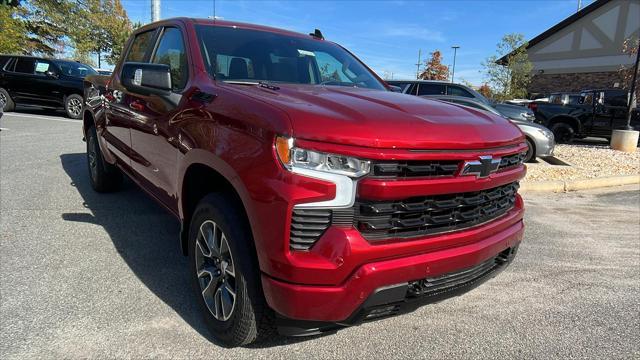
309, 29, 324, 40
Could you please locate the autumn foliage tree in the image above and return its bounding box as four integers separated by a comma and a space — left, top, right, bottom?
419, 50, 449, 81
478, 83, 493, 99
0, 0, 132, 66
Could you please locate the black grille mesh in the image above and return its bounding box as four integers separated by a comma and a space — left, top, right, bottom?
498, 152, 527, 170
407, 248, 512, 297
371, 161, 460, 178
355, 182, 519, 241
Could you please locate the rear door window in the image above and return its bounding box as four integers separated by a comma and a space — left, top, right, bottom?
126, 30, 156, 62
34, 59, 52, 75
14, 58, 36, 74
417, 83, 445, 96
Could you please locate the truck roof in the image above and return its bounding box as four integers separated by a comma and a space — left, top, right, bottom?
140, 17, 314, 40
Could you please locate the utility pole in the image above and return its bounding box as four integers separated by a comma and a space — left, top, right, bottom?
151, 0, 160, 22
577, 0, 582, 11
415, 49, 422, 80
451, 45, 460, 83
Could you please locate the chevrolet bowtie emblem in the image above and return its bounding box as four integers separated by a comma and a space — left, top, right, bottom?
461, 156, 501, 178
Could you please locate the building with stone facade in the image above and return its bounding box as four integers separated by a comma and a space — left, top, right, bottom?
508, 0, 639, 98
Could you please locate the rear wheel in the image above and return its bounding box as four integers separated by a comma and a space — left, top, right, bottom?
524, 138, 535, 163
65, 94, 83, 119
188, 193, 275, 347
86, 125, 122, 192
551, 122, 575, 144
0, 88, 15, 112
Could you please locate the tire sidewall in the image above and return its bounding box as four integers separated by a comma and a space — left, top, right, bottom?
551, 122, 574, 143
65, 94, 83, 119
0, 88, 14, 112
187, 194, 259, 345
524, 138, 535, 162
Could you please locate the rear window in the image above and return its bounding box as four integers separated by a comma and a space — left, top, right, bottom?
447, 85, 473, 98
417, 83, 445, 96
14, 58, 35, 74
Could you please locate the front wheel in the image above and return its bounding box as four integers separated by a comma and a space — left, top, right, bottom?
65, 94, 83, 119
524, 138, 535, 163
551, 122, 575, 144
188, 193, 275, 347
0, 88, 15, 112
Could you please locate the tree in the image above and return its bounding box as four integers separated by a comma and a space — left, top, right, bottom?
619, 36, 639, 94
419, 50, 449, 81
0, 5, 29, 54
478, 83, 493, 99
482, 33, 533, 101
72, 0, 133, 67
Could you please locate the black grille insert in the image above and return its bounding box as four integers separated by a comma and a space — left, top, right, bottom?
407, 248, 512, 298
371, 161, 460, 178
498, 152, 527, 170
289, 209, 332, 251
355, 182, 519, 241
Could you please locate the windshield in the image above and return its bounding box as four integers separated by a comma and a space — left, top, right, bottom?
195, 25, 385, 90
54, 61, 97, 77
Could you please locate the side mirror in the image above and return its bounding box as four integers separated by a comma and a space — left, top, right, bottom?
45, 70, 59, 79
121, 62, 172, 96
388, 85, 403, 93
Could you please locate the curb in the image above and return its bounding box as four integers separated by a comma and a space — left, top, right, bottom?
520, 175, 640, 192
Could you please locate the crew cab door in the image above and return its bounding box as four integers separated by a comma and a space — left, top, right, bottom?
592, 91, 627, 137
128, 26, 190, 209
103, 29, 159, 170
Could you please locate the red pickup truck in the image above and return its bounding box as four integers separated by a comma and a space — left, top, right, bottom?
83, 18, 526, 346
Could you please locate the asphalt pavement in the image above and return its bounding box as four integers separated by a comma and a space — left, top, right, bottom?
1, 110, 639, 359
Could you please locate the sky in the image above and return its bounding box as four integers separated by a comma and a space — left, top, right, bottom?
121, 0, 595, 85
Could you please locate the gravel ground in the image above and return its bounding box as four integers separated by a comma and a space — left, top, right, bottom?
526, 142, 639, 182
1, 112, 639, 359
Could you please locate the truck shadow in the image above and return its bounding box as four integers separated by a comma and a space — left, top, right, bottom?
59, 153, 316, 348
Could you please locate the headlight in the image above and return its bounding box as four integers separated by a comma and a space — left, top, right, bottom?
276, 136, 370, 178
275, 136, 370, 209
535, 128, 554, 139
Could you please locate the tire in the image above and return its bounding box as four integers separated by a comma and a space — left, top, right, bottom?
86, 125, 122, 192
524, 138, 535, 163
551, 122, 575, 144
0, 88, 15, 112
65, 94, 83, 119
188, 193, 275, 347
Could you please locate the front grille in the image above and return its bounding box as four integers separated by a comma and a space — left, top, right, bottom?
499, 151, 527, 170
355, 182, 519, 241
408, 248, 512, 298
289, 209, 331, 250
371, 161, 460, 178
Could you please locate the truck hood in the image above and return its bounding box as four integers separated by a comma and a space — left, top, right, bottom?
227, 84, 524, 150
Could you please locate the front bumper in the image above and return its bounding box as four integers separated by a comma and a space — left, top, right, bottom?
262, 200, 524, 324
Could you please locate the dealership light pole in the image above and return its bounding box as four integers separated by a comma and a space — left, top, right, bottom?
151, 0, 160, 22
451, 45, 460, 83
415, 49, 422, 79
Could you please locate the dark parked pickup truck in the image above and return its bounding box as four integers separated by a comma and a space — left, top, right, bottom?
83, 18, 526, 346
529, 89, 640, 142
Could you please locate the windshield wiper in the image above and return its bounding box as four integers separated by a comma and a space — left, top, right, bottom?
258, 81, 280, 90
223, 80, 280, 90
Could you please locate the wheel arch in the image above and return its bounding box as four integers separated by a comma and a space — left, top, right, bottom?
548, 115, 581, 133
178, 153, 256, 259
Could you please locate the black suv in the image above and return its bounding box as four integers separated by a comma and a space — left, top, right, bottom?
0, 55, 97, 119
